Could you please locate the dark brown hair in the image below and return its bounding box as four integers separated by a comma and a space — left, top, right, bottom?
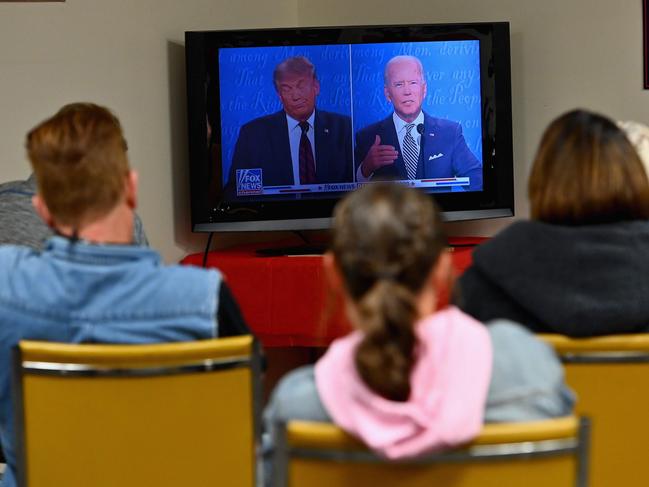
331, 183, 447, 402
26, 102, 130, 228
528, 109, 649, 225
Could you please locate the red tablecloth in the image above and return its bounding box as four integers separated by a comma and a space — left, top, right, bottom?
181, 237, 486, 347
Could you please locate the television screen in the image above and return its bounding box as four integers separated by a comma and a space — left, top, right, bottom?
186, 23, 513, 231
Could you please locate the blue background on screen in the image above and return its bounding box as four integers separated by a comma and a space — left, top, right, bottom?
219, 45, 352, 185
350, 41, 482, 164
218, 40, 482, 186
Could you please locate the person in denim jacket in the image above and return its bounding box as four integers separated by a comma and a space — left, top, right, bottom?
264, 184, 573, 478
0, 103, 248, 487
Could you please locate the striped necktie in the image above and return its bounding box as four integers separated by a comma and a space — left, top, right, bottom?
403, 123, 419, 180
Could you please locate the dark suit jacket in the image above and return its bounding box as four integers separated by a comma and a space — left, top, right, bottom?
227, 109, 353, 191
355, 112, 483, 191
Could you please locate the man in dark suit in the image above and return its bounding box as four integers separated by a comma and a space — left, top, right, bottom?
227, 56, 353, 194
355, 55, 482, 191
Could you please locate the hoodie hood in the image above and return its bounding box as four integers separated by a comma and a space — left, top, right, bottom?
314, 306, 492, 459
463, 219, 649, 336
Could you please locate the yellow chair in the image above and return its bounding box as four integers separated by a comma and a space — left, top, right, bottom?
539, 333, 649, 487
273, 416, 589, 487
12, 335, 262, 487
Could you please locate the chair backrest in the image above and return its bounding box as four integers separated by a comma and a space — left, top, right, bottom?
13, 335, 262, 487
539, 333, 649, 487
273, 416, 589, 487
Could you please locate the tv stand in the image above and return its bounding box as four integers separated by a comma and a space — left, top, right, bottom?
255, 230, 328, 256
255, 244, 327, 256
181, 236, 487, 347
253, 236, 483, 256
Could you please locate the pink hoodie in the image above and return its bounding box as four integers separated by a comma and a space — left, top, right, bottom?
314, 306, 492, 459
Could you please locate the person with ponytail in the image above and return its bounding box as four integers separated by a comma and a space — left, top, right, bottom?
264, 183, 573, 463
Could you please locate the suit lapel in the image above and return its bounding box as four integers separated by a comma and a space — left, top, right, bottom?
270, 111, 293, 184
314, 110, 330, 182
421, 113, 444, 179
382, 116, 407, 179
416, 123, 425, 179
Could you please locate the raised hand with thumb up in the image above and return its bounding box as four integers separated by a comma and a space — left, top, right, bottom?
360, 135, 399, 178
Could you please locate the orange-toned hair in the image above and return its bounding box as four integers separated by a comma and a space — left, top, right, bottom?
528, 109, 649, 225
26, 103, 130, 228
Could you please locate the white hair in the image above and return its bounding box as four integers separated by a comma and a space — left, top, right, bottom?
384, 55, 425, 86
618, 120, 649, 177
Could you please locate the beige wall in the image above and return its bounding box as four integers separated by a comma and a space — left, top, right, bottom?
1, 0, 647, 260
298, 0, 649, 236
0, 0, 297, 262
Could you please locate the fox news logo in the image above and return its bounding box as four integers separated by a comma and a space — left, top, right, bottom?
236, 168, 263, 195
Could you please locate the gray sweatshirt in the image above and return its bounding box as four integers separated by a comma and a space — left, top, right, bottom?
0, 174, 148, 248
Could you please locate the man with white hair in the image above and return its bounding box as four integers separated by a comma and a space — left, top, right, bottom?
355, 55, 482, 191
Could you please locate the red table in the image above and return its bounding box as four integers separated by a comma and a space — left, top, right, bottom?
181, 237, 486, 347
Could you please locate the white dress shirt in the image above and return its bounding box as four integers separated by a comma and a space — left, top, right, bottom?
286, 111, 316, 186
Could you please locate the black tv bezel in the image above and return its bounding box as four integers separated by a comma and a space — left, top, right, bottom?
185, 22, 514, 232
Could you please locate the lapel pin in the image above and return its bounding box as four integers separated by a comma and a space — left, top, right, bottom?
324, 128, 329, 134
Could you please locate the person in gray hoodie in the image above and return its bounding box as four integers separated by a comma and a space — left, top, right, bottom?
0, 173, 148, 249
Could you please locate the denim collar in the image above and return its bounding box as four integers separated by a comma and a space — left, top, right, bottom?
44, 236, 160, 266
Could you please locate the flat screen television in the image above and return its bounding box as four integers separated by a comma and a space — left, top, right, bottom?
185, 22, 514, 232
